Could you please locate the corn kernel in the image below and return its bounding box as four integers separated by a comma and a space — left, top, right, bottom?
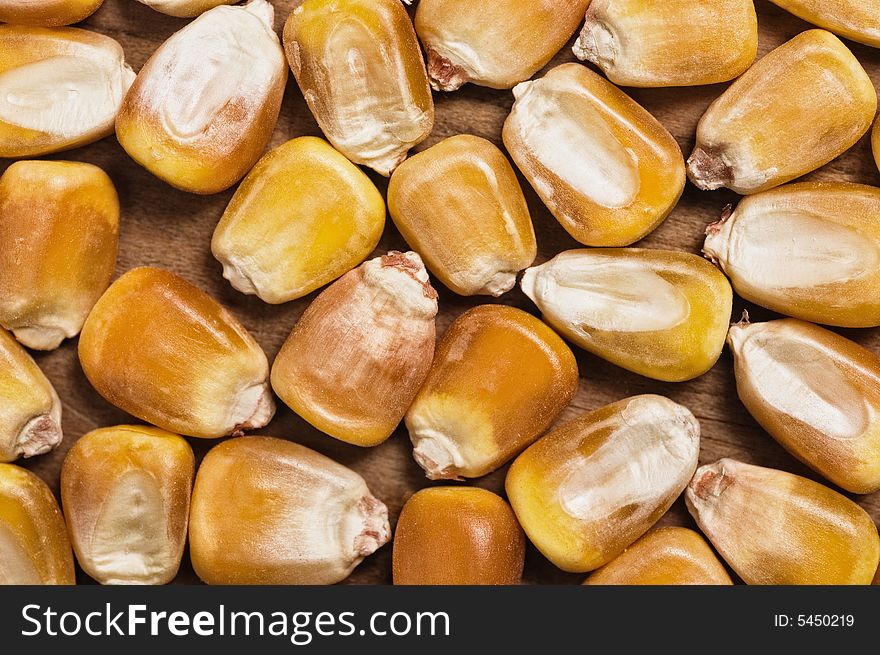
414, 0, 590, 91
688, 30, 877, 195
873, 118, 879, 173
392, 487, 525, 585
0, 161, 118, 350
116, 0, 287, 194
574, 0, 757, 88
388, 135, 537, 296
507, 395, 700, 573
687, 459, 880, 584
406, 304, 578, 480
78, 267, 274, 439
769, 0, 880, 48
61, 426, 194, 585
0, 25, 134, 157
0, 329, 62, 463
704, 182, 880, 328
212, 137, 385, 304
136, 0, 236, 18
0, 0, 103, 26
0, 463, 74, 584
503, 63, 685, 247
189, 436, 390, 585
283, 0, 434, 176
272, 252, 437, 447
584, 527, 732, 585
521, 249, 732, 382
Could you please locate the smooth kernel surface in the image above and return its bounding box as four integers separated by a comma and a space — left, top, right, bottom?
769, 0, 880, 48
0, 0, 104, 26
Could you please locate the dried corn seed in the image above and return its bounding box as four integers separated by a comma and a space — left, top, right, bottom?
189, 436, 390, 585
136, 0, 236, 18
414, 0, 590, 91
687, 459, 880, 585
0, 0, 103, 26
116, 0, 287, 194
0, 161, 118, 350
503, 63, 685, 246
406, 304, 578, 480
0, 463, 74, 584
392, 487, 525, 585
388, 134, 536, 296
873, 119, 879, 172
78, 267, 274, 439
61, 426, 194, 585
584, 527, 732, 585
0, 25, 134, 157
212, 137, 385, 304
521, 249, 732, 382
283, 0, 433, 176
769, 0, 880, 48
272, 252, 437, 448
704, 181, 880, 327
688, 30, 876, 194
507, 395, 700, 573
574, 0, 757, 87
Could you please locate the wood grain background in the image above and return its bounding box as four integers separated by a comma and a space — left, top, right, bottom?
10, 0, 880, 585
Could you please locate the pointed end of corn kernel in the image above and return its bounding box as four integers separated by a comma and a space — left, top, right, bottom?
702, 204, 734, 266
426, 48, 469, 92
11, 325, 70, 351
229, 382, 275, 436
17, 412, 63, 459
219, 256, 261, 299
725, 310, 752, 350
351, 494, 391, 558
411, 429, 466, 481
572, 20, 614, 68
688, 460, 734, 505
519, 266, 539, 305
364, 251, 439, 319
477, 269, 519, 297
687, 147, 731, 191
244, 0, 275, 28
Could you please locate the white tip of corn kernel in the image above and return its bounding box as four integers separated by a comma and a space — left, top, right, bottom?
475, 269, 518, 297
572, 20, 615, 68
687, 459, 734, 507
348, 494, 391, 559
11, 325, 70, 351
362, 251, 439, 319
426, 48, 469, 93
244, 0, 275, 29
16, 413, 63, 460
228, 382, 275, 435
410, 427, 465, 481
686, 147, 730, 191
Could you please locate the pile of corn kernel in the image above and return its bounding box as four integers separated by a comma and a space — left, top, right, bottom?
1, 0, 880, 586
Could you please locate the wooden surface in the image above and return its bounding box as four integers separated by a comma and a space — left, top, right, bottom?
11, 0, 880, 585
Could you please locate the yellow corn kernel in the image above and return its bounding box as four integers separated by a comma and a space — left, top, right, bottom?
688, 30, 877, 195
0, 0, 103, 25
0, 463, 74, 584
212, 137, 385, 304
78, 267, 274, 439
0, 161, 118, 350
503, 63, 685, 247
272, 252, 437, 447
728, 317, 880, 494
405, 304, 579, 480
0, 329, 62, 463
116, 0, 287, 194
507, 395, 700, 573
283, 0, 434, 176
521, 249, 732, 382
704, 182, 880, 328
414, 0, 590, 91
584, 527, 733, 585
392, 487, 525, 585
136, 0, 236, 18
874, 119, 879, 173
769, 0, 880, 48
60, 426, 194, 585
189, 436, 390, 585
687, 459, 880, 585
388, 135, 536, 296
574, 0, 757, 88
0, 25, 134, 157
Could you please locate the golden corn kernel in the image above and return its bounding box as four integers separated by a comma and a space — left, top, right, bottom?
584, 527, 733, 585
79, 267, 274, 439
704, 182, 880, 328
0, 0, 103, 26
0, 329, 62, 462
388, 135, 537, 296
0, 161, 118, 350
116, 0, 287, 194
688, 30, 877, 195
521, 249, 732, 382
728, 317, 880, 494
574, 0, 757, 87
189, 436, 390, 585
503, 63, 685, 247
283, 0, 434, 176
392, 487, 525, 585
507, 395, 700, 573
0, 25, 134, 157
272, 252, 437, 447
61, 426, 194, 585
414, 0, 590, 91
136, 0, 236, 18
874, 119, 879, 173
212, 137, 385, 304
687, 459, 880, 585
0, 463, 74, 584
405, 304, 578, 480
769, 0, 880, 48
